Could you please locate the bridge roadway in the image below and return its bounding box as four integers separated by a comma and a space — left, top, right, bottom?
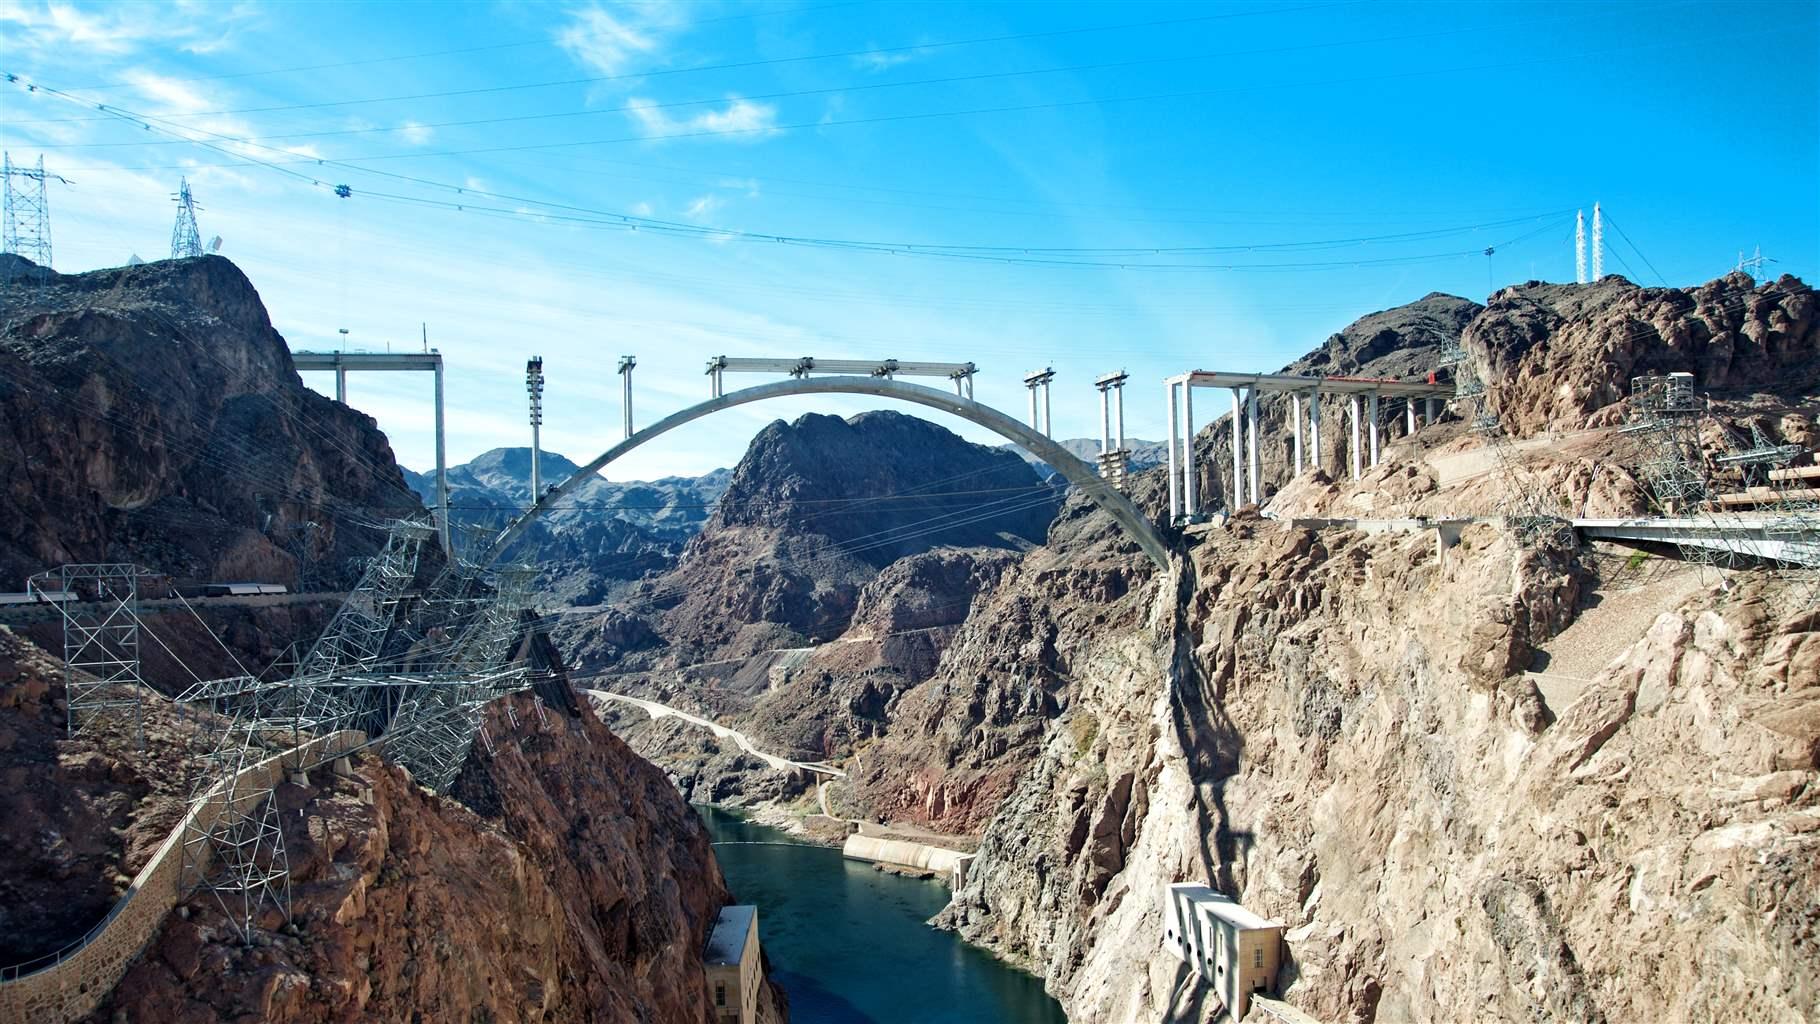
586, 690, 845, 777
1276, 515, 1819, 567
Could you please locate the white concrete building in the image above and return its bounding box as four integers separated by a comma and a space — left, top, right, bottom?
1162, 883, 1284, 1023
706, 904, 762, 1024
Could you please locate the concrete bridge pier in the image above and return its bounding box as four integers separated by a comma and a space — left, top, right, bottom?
1368, 392, 1381, 467
1348, 396, 1363, 480
1309, 388, 1322, 474
1167, 381, 1182, 522
1291, 393, 1304, 474
1246, 387, 1261, 503
1230, 388, 1245, 507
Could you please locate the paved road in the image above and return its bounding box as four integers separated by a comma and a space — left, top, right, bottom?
586, 689, 845, 777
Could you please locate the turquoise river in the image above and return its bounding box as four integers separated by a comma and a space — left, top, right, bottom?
699, 806, 1068, 1024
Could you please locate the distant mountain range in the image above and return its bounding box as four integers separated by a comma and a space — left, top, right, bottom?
403, 448, 730, 603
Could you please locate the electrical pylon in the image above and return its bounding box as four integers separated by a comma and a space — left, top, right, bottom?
171, 177, 204, 259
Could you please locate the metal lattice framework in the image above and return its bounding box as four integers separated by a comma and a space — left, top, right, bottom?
179, 723, 292, 944
170, 177, 203, 260
1617, 375, 1820, 613
3, 152, 52, 287
1441, 347, 1574, 546
290, 518, 434, 731
1622, 373, 1710, 516
29, 564, 156, 741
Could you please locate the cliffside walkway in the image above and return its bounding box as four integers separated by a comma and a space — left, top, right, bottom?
587, 690, 845, 777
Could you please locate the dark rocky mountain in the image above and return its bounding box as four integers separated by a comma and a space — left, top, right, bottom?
402, 448, 730, 603
0, 254, 422, 590
567, 409, 1059, 667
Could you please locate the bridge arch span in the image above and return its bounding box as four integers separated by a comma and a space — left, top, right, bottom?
481, 375, 1170, 568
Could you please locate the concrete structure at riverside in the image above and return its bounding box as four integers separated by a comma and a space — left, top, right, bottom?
1162, 883, 1284, 1023
705, 905, 762, 1024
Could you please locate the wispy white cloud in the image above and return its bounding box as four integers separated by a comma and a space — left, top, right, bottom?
852, 46, 919, 72
554, 1, 688, 77
682, 194, 723, 221
0, 0, 254, 55
626, 96, 778, 143
399, 120, 433, 145
630, 200, 654, 216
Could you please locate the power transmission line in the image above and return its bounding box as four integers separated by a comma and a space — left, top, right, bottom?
8, 2, 1357, 124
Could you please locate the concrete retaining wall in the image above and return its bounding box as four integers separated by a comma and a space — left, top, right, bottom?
0, 730, 366, 1024
842, 834, 976, 887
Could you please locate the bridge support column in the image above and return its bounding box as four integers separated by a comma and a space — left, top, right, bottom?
1348, 395, 1362, 481
1183, 382, 1197, 520
1229, 388, 1245, 508
335, 367, 347, 403
1368, 392, 1381, 467
1114, 381, 1125, 451
1427, 397, 1439, 423
434, 360, 449, 553
1099, 384, 1111, 454
1167, 381, 1181, 522
1247, 386, 1261, 504
1309, 388, 1322, 474
1291, 393, 1304, 474
1406, 398, 1417, 437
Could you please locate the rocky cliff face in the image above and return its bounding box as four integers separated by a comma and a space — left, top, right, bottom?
906, 275, 1820, 1023
30, 679, 784, 1023
0, 256, 422, 590
939, 512, 1818, 1023
565, 409, 1056, 666
1469, 272, 1820, 433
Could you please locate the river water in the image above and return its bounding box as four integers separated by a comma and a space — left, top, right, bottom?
699, 806, 1068, 1024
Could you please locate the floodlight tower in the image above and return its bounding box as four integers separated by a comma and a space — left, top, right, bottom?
526, 356, 545, 501
1575, 209, 1587, 284
171, 177, 203, 259
1591, 202, 1604, 280
3, 153, 54, 282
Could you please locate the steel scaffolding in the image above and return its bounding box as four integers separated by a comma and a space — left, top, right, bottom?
30, 564, 156, 740
1441, 348, 1572, 546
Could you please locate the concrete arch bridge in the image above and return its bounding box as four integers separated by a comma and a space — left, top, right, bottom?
480, 367, 1171, 569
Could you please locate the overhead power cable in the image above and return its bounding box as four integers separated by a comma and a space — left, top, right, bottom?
49, 2, 863, 94
6, 2, 1357, 124
33, 21, 1531, 148
1599, 211, 1669, 287
0, 73, 1579, 272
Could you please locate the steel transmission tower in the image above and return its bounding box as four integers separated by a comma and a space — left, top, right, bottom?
1574, 210, 1587, 284
3, 152, 53, 284
1591, 202, 1604, 281
171, 177, 204, 259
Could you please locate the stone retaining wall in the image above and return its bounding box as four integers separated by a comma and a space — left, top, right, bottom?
0, 730, 366, 1024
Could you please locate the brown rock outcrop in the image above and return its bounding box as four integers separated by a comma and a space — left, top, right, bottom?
0, 256, 423, 590
938, 509, 1820, 1023
94, 692, 786, 1023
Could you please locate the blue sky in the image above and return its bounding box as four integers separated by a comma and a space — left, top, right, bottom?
3, 0, 1816, 480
